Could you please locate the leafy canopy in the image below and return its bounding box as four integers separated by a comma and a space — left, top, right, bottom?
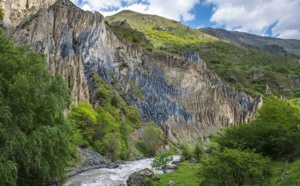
0, 32, 71, 185
216, 96, 300, 159
200, 149, 273, 186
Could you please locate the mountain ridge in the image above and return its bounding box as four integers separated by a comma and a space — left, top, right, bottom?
200, 27, 300, 57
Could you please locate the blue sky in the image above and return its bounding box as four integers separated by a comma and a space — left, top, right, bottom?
71, 0, 300, 40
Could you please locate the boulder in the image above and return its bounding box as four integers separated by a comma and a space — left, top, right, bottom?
126, 168, 159, 186
171, 160, 180, 165
189, 157, 199, 163
163, 164, 178, 170
168, 180, 176, 185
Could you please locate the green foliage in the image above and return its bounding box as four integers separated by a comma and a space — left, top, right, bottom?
289, 98, 300, 107
273, 158, 300, 185
109, 22, 153, 51
126, 106, 142, 128
200, 41, 300, 98
102, 133, 121, 161
70, 73, 145, 160
129, 80, 144, 99
194, 145, 204, 160
179, 143, 194, 160
216, 96, 300, 159
150, 161, 202, 186
111, 95, 119, 107
92, 72, 142, 129
68, 102, 98, 146
151, 151, 173, 170
139, 123, 164, 156
0, 33, 71, 185
97, 88, 109, 104
200, 149, 273, 186
0, 8, 3, 20
205, 141, 221, 154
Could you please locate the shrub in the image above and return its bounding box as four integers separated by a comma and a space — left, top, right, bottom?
200, 149, 273, 186
151, 152, 173, 171
141, 123, 164, 156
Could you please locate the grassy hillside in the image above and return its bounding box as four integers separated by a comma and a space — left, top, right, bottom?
106, 11, 300, 98
200, 28, 300, 57
106, 10, 217, 53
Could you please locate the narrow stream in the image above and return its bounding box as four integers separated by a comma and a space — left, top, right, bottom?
64, 155, 180, 186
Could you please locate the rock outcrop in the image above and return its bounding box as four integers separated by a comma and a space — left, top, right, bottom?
1, 0, 262, 140
1, 0, 57, 34
126, 168, 158, 186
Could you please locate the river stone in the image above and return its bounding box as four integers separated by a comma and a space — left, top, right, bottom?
126, 168, 158, 186
168, 180, 176, 185
189, 157, 199, 163
171, 160, 180, 165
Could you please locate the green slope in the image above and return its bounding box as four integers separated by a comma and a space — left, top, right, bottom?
106, 10, 217, 52
106, 11, 300, 98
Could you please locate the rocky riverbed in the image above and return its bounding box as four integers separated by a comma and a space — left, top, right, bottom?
64, 155, 180, 186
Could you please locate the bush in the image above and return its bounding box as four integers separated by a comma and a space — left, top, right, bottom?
180, 143, 194, 160
111, 95, 120, 107
151, 152, 173, 171
97, 88, 109, 103
200, 149, 273, 186
194, 144, 204, 160
210, 58, 221, 64
141, 123, 164, 156
102, 134, 121, 161
216, 96, 300, 159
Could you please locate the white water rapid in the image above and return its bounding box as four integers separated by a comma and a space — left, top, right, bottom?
64, 155, 180, 186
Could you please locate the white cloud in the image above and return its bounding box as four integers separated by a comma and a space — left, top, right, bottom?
81, 3, 92, 11
204, 0, 300, 39
73, 0, 200, 22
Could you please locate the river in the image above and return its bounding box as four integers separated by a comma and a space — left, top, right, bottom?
64, 155, 180, 186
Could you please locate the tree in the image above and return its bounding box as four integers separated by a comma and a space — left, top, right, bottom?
151, 151, 173, 171
216, 96, 300, 159
102, 133, 121, 161
0, 33, 71, 185
142, 123, 164, 156
200, 149, 273, 186
194, 144, 204, 160
68, 102, 98, 147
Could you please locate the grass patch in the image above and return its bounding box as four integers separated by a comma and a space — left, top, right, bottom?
151, 161, 202, 186
273, 159, 300, 186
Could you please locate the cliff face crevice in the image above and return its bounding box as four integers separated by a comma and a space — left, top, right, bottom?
2, 0, 262, 140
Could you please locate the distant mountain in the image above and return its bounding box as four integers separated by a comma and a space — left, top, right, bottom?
200, 27, 300, 57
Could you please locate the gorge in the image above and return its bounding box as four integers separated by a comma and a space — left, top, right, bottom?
1, 0, 262, 141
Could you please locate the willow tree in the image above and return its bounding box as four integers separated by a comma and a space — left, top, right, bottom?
0, 32, 71, 185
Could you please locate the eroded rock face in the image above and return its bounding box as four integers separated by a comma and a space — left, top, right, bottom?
1, 0, 57, 34
2, 0, 262, 140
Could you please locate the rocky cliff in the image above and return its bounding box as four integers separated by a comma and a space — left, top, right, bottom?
1, 0, 262, 140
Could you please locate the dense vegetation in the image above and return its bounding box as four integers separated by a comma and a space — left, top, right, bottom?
68, 73, 164, 161
216, 96, 300, 160
0, 32, 71, 185
149, 97, 300, 185
0, 30, 165, 184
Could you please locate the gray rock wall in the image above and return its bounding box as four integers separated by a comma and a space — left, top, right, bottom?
2, 0, 262, 140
